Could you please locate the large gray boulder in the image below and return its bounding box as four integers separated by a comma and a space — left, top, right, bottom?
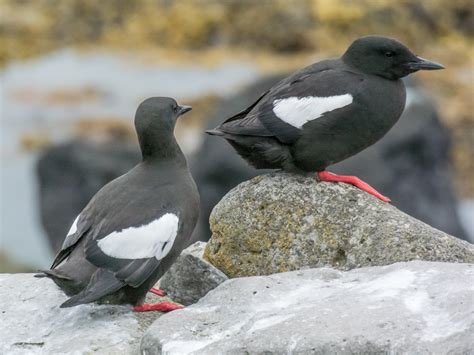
141, 261, 474, 354
159, 242, 228, 306
204, 173, 474, 278
1, 274, 162, 354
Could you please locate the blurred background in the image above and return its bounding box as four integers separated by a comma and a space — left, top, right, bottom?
1, 0, 473, 272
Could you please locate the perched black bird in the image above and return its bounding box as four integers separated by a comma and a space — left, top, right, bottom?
38, 97, 200, 312
207, 35, 444, 202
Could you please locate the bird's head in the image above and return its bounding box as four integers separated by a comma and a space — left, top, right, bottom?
135, 97, 192, 135
342, 35, 444, 80
134, 97, 192, 159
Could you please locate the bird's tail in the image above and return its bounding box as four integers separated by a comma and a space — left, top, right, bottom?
60, 269, 124, 308
205, 128, 225, 136
35, 268, 72, 280
36, 268, 91, 296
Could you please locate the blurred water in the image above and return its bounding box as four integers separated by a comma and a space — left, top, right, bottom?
0, 49, 258, 269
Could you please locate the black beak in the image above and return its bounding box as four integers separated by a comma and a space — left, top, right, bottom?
177, 105, 192, 116
407, 56, 444, 71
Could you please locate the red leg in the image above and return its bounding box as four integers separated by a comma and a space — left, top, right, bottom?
149, 287, 166, 297
317, 171, 391, 203
133, 301, 183, 312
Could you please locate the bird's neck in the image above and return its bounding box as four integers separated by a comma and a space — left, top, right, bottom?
340, 56, 367, 75
139, 131, 186, 165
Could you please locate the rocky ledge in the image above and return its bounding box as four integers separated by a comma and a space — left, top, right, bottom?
3, 173, 474, 354
0, 274, 163, 354
2, 263, 473, 354
142, 261, 474, 354
204, 173, 474, 277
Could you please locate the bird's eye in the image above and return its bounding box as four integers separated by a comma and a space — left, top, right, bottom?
385, 51, 394, 57
173, 106, 179, 112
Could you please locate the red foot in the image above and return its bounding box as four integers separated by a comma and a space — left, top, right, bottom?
149, 287, 166, 297
317, 171, 391, 203
133, 301, 183, 312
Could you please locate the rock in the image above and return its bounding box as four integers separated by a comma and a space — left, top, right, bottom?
1, 273, 162, 354
141, 261, 474, 354
37, 139, 140, 252
159, 242, 228, 306
204, 173, 474, 278
191, 76, 469, 242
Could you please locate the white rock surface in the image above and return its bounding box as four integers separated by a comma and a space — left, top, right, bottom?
0, 274, 162, 354
141, 261, 474, 354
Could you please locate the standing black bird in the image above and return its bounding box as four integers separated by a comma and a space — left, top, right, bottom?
38, 97, 200, 312
207, 35, 444, 202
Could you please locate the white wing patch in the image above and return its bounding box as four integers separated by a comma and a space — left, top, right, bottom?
67, 215, 80, 236
97, 213, 179, 260
272, 94, 353, 129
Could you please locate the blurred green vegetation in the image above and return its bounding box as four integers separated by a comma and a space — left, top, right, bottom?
1, 0, 473, 194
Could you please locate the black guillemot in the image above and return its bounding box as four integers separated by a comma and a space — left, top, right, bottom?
207, 35, 444, 202
38, 97, 200, 312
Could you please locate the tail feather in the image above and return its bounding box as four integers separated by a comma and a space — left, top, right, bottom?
35, 269, 72, 280
36, 269, 87, 296
60, 269, 124, 308
205, 128, 224, 136
51, 248, 73, 269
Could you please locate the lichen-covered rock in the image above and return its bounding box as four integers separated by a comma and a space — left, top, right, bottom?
1, 274, 163, 354
204, 173, 474, 278
159, 242, 228, 306
141, 262, 474, 354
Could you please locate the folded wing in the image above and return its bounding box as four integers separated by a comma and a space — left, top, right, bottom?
216, 69, 362, 144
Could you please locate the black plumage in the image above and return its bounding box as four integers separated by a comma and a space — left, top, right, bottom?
38, 97, 199, 309
207, 36, 444, 179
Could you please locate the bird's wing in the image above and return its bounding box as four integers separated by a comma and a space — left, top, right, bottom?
211, 90, 274, 137
218, 69, 364, 144
60, 210, 179, 307
83, 208, 180, 288
56, 169, 188, 307
54, 166, 183, 289
50, 212, 92, 269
